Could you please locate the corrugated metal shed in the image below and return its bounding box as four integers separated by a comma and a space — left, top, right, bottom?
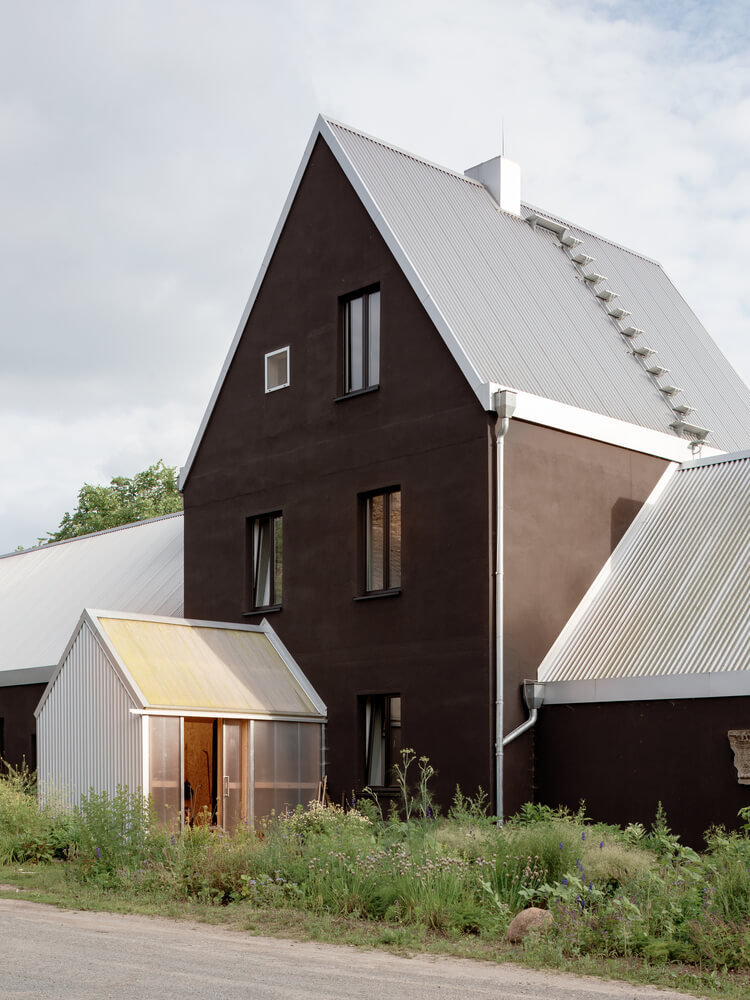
0, 514, 184, 682
326, 120, 750, 452
538, 450, 750, 699
94, 614, 325, 717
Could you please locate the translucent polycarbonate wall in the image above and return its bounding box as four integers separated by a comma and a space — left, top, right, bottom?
149, 716, 181, 829
253, 721, 322, 821
223, 720, 243, 830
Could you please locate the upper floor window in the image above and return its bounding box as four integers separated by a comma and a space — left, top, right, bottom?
248, 512, 283, 610
364, 487, 401, 593
344, 288, 380, 394
265, 347, 290, 393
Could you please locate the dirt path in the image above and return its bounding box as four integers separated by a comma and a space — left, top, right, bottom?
0, 898, 702, 1000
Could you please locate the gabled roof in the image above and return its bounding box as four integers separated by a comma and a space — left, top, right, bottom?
180, 116, 750, 488
0, 513, 183, 682
36, 610, 326, 720
538, 450, 750, 702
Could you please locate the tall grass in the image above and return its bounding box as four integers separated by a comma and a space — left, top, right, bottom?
2, 759, 750, 973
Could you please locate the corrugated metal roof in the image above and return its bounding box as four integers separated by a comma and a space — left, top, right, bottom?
538, 450, 750, 686
0, 514, 183, 677
94, 614, 324, 718
325, 120, 750, 452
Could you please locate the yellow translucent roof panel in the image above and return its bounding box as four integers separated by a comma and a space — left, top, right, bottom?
97, 617, 321, 717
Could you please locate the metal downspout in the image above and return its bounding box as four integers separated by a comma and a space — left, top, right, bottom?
495, 422, 507, 824
493, 389, 518, 825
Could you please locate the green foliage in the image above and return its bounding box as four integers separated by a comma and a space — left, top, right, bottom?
0, 763, 75, 863
42, 460, 182, 543
5, 761, 750, 978
66, 787, 166, 885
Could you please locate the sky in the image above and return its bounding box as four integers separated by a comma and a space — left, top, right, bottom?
1, 0, 749, 553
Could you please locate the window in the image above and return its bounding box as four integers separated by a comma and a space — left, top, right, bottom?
364, 695, 401, 787
265, 347, 290, 393
248, 513, 283, 610
344, 288, 380, 394
363, 488, 401, 592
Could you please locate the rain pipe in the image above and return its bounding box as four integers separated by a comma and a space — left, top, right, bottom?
493, 389, 517, 824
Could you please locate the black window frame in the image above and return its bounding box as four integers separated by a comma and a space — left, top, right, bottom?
342, 286, 380, 396
362, 693, 402, 789
246, 512, 283, 612
360, 486, 401, 595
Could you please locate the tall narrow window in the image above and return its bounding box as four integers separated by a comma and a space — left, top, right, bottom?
364, 694, 401, 787
249, 513, 283, 609
364, 488, 401, 592
344, 288, 380, 394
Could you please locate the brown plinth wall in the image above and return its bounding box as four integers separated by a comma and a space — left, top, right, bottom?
536, 698, 750, 848
502, 424, 667, 816
0, 683, 44, 770
183, 137, 496, 809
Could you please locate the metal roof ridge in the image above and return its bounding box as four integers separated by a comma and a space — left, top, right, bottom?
0, 510, 184, 560
679, 447, 750, 471
323, 115, 481, 187
521, 201, 662, 266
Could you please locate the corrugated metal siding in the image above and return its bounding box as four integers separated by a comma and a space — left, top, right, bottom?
38, 620, 142, 808
97, 617, 323, 717
538, 452, 750, 683
0, 513, 183, 675
327, 121, 750, 452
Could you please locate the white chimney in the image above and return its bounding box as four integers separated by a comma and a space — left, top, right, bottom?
465, 155, 521, 216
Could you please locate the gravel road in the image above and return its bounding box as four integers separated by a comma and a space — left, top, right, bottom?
0, 898, 702, 1000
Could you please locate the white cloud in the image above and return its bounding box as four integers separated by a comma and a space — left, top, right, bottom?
1, 0, 748, 551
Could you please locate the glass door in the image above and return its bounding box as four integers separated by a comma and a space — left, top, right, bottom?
222, 720, 244, 830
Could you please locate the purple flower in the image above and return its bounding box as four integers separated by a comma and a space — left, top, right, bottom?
581, 831, 586, 841
95, 847, 101, 859
599, 841, 604, 849
426, 806, 433, 818
561, 877, 568, 886
559, 842, 564, 850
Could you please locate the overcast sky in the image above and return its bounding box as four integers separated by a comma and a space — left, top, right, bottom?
2, 0, 749, 552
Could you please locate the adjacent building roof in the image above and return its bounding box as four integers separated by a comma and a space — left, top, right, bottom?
180, 116, 750, 488
0, 514, 184, 684
36, 611, 326, 720
538, 450, 750, 702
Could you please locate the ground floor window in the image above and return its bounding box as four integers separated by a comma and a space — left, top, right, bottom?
363, 694, 401, 788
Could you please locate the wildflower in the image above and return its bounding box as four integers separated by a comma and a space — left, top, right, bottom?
581, 831, 586, 842
561, 877, 568, 886
559, 842, 564, 850
599, 841, 604, 849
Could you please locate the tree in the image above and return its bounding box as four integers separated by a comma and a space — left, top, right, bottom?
42, 460, 183, 543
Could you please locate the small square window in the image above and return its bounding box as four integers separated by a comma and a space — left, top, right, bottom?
363, 487, 401, 593
363, 694, 401, 788
247, 512, 283, 610
265, 347, 290, 393
343, 289, 379, 394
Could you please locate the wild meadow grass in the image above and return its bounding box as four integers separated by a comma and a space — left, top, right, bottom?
3, 754, 750, 997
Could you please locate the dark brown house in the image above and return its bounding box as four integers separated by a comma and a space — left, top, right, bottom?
179, 117, 750, 836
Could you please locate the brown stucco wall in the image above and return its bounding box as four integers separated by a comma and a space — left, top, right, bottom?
502, 422, 668, 815
536, 698, 750, 848
0, 683, 44, 770
184, 137, 496, 809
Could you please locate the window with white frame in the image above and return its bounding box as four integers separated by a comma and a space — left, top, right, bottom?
343, 288, 380, 394
265, 347, 290, 393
